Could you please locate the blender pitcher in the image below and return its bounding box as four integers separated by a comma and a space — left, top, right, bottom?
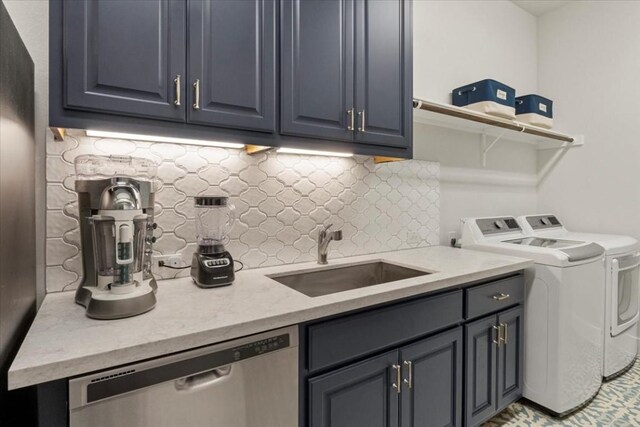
191, 196, 236, 288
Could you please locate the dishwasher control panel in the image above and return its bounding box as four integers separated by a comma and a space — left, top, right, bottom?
233, 334, 290, 360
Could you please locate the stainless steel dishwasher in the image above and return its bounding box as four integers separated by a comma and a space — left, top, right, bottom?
69, 326, 298, 427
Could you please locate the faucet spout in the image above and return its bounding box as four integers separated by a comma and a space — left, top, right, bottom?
317, 224, 342, 264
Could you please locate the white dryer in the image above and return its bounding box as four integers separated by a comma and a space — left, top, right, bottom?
460, 216, 606, 416
518, 214, 640, 380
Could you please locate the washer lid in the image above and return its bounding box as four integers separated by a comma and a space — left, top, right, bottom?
503, 237, 583, 249
503, 238, 605, 262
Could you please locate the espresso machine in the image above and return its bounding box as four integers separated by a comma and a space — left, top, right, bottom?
191, 196, 236, 288
74, 155, 158, 319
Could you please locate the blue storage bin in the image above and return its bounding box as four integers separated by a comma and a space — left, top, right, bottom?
516, 94, 553, 129
452, 79, 516, 119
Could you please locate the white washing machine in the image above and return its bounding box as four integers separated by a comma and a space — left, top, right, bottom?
518, 214, 640, 380
460, 216, 606, 416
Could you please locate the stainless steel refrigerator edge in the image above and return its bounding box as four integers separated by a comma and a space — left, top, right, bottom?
0, 1, 38, 424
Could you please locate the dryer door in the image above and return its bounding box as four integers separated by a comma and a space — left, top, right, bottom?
611, 252, 640, 336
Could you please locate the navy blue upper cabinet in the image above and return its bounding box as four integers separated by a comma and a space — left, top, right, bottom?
63, 0, 186, 121
355, 0, 412, 148
281, 0, 412, 149
53, 0, 412, 156
280, 0, 355, 142
188, 0, 276, 132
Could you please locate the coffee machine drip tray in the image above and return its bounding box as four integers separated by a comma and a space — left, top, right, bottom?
82, 285, 157, 320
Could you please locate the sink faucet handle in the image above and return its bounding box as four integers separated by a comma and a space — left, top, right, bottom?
333, 230, 343, 241
324, 223, 333, 232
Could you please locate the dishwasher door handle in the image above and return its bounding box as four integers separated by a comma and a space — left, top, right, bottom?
174, 365, 232, 391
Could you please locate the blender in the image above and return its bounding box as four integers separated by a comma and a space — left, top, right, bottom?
74, 155, 158, 319
191, 196, 236, 288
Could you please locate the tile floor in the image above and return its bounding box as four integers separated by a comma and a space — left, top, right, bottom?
485, 361, 640, 426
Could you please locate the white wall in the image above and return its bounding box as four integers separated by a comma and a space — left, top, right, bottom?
3, 0, 48, 306
412, 1, 539, 243
537, 1, 640, 238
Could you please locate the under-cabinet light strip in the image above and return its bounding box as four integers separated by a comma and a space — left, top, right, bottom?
277, 147, 353, 158
85, 130, 245, 149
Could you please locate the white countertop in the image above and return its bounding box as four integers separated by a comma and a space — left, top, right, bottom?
8, 246, 532, 389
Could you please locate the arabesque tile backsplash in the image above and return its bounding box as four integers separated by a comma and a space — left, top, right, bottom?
45, 130, 440, 292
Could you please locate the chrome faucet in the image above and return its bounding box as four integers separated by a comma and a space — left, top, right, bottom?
317, 224, 342, 265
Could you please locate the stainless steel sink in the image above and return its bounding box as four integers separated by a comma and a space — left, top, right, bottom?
269, 261, 432, 297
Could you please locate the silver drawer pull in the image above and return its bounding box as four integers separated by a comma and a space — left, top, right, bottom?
392, 364, 401, 394
193, 79, 200, 110
174, 75, 181, 106
492, 293, 510, 301
500, 323, 508, 345
347, 108, 355, 131
492, 325, 501, 346
358, 110, 366, 132
403, 360, 413, 389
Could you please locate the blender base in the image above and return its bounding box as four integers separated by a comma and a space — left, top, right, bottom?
191, 252, 235, 288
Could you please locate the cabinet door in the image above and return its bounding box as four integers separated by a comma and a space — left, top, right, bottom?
281, 0, 355, 141
354, 0, 412, 148
64, 0, 186, 121
309, 350, 399, 427
465, 316, 498, 427
399, 327, 463, 427
497, 306, 524, 410
188, 0, 276, 132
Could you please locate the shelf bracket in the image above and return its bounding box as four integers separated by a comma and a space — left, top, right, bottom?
481, 130, 508, 167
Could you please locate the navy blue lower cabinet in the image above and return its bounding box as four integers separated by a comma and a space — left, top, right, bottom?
465, 316, 498, 427
302, 274, 525, 427
309, 350, 400, 427
465, 306, 524, 427
307, 327, 463, 427
399, 327, 463, 427
496, 306, 524, 411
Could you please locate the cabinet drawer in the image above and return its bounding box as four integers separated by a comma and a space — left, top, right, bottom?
465, 275, 524, 320
307, 290, 463, 374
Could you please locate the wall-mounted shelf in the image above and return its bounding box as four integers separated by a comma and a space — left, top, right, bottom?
412, 98, 583, 165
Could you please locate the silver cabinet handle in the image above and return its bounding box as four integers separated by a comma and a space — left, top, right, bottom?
501, 323, 508, 345
392, 364, 401, 394
492, 325, 501, 346
193, 79, 200, 110
347, 108, 355, 131
403, 360, 413, 389
492, 293, 510, 301
174, 75, 181, 106
358, 110, 366, 132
